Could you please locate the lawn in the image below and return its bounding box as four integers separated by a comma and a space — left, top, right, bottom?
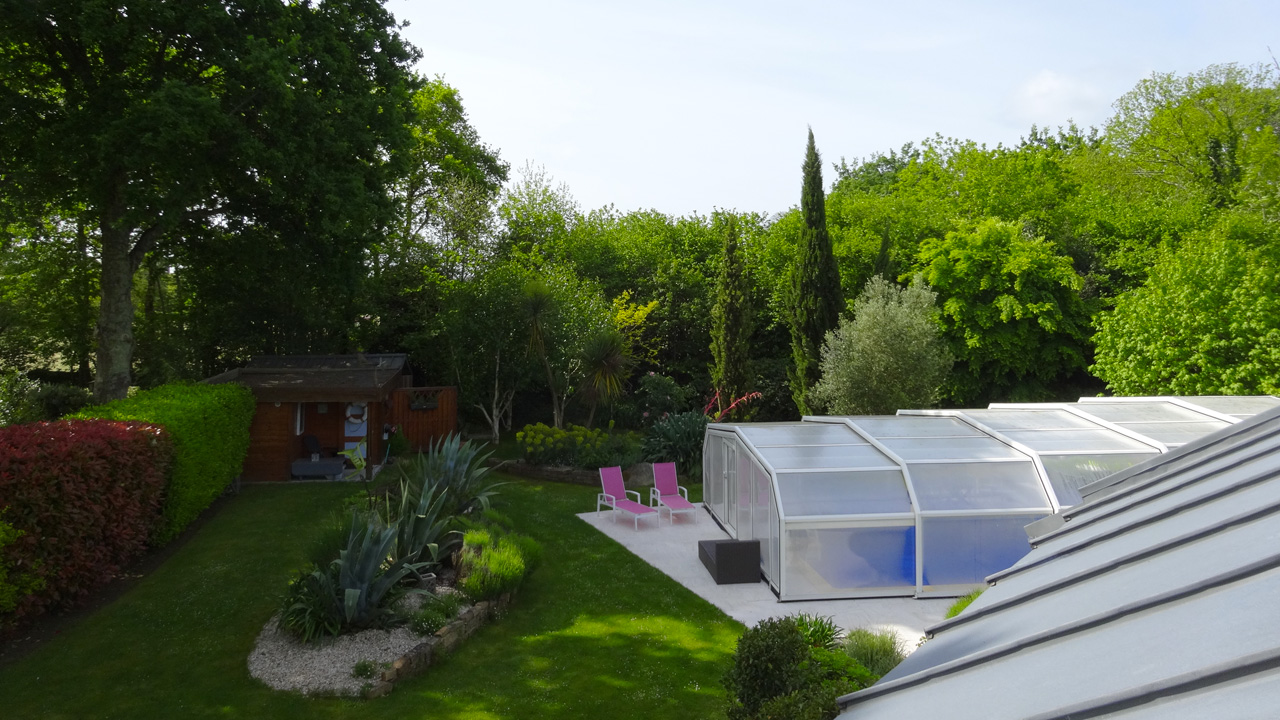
0, 477, 741, 719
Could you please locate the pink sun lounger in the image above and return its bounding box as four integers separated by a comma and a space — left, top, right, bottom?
650, 462, 698, 525
598, 466, 658, 530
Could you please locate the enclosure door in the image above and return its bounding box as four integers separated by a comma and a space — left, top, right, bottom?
723, 440, 738, 536
705, 434, 725, 522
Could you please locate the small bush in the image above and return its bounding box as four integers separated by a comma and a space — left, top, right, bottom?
517, 423, 608, 467
0, 370, 40, 426
351, 660, 378, 679
0, 518, 44, 614
723, 617, 811, 720
0, 420, 172, 625
796, 613, 844, 651
457, 526, 540, 602
73, 382, 255, 542
843, 627, 906, 679
576, 429, 645, 470
642, 411, 708, 479
34, 383, 91, 419
946, 587, 985, 618
633, 372, 690, 426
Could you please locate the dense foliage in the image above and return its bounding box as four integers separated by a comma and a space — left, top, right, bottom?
4, 54, 1278, 429
0, 0, 422, 401
811, 276, 952, 414
1093, 213, 1280, 395
72, 383, 255, 542
0, 420, 172, 625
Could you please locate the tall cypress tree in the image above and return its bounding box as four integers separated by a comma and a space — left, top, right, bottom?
710, 212, 753, 414
787, 128, 843, 415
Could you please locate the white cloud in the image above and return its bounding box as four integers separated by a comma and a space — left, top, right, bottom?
1010, 70, 1108, 127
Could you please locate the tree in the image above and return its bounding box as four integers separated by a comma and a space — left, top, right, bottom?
916, 218, 1092, 404
579, 329, 632, 428
443, 262, 533, 441
522, 265, 612, 428
0, 0, 420, 399
710, 212, 753, 413
1092, 212, 1280, 395
810, 275, 952, 415
787, 128, 844, 415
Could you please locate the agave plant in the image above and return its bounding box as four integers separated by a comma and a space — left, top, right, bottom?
335, 512, 429, 629
393, 433, 508, 518
279, 510, 430, 642
389, 476, 460, 572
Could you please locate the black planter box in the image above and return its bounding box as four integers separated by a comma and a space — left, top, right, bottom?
699, 539, 761, 584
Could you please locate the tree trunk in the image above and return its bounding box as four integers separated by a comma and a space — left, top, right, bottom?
94, 223, 135, 402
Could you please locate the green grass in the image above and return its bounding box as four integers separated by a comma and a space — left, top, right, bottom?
944, 587, 985, 619
0, 477, 741, 719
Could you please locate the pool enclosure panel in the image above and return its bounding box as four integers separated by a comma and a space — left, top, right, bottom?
703, 397, 1276, 602
705, 417, 1053, 600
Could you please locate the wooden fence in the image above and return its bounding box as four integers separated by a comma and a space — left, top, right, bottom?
388, 387, 458, 450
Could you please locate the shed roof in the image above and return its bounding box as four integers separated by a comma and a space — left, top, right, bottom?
836, 404, 1280, 719
204, 353, 409, 403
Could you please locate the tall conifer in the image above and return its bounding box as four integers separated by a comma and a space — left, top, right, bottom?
787, 128, 843, 415
710, 212, 752, 413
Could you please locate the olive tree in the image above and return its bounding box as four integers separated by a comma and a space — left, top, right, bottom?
811, 275, 952, 415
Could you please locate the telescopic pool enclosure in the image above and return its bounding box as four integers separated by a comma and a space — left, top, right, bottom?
702, 396, 1280, 600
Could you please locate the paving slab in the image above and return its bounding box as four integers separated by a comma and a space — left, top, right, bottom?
578, 504, 950, 648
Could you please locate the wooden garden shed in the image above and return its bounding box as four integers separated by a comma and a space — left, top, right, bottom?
206, 353, 457, 482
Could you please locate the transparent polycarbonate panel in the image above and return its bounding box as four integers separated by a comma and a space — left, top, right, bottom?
769, 488, 781, 586
724, 441, 739, 535
880, 436, 1027, 461
705, 435, 725, 520
920, 514, 1042, 587
961, 409, 1100, 432
1039, 452, 1159, 506
906, 461, 1050, 511
783, 525, 916, 596
736, 447, 754, 538
756, 443, 893, 470
738, 423, 860, 446
999, 428, 1155, 453
776, 470, 911, 516
1119, 421, 1230, 445
1176, 396, 1280, 417
751, 461, 770, 547
1070, 401, 1214, 423
848, 416, 984, 437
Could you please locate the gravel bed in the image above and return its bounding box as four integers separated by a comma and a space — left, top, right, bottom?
248, 617, 424, 696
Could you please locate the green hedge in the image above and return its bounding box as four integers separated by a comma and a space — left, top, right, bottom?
72, 383, 256, 543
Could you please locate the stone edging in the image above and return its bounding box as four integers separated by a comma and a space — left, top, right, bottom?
363, 592, 515, 699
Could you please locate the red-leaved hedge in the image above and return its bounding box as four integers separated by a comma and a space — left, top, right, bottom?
0, 419, 173, 625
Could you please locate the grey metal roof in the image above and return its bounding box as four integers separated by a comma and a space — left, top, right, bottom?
837, 404, 1280, 720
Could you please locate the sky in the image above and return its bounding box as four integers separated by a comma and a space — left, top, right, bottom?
388, 0, 1280, 217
